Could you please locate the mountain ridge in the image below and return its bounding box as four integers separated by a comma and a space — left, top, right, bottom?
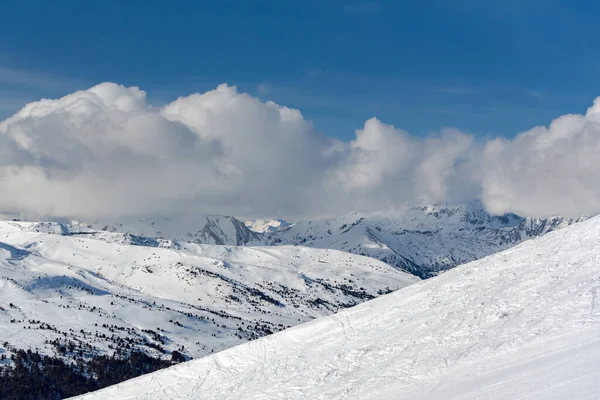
84, 201, 587, 278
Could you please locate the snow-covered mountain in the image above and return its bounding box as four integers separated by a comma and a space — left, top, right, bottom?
91, 215, 262, 246
245, 219, 292, 233
258, 201, 587, 278
0, 220, 416, 395
76, 214, 600, 400
90, 201, 586, 278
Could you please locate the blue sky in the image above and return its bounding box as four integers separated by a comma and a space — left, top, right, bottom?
1, 0, 599, 140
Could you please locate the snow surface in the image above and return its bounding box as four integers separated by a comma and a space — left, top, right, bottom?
74, 214, 600, 399
0, 220, 415, 365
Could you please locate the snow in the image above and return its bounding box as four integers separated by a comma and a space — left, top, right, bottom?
74, 214, 600, 399
0, 220, 415, 366
245, 219, 292, 233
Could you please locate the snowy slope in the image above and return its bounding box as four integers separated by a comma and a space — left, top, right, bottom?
75, 214, 600, 400
89, 201, 584, 278
0, 220, 416, 367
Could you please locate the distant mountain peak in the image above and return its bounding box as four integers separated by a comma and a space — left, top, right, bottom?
253, 203, 586, 278
245, 219, 292, 233
88, 213, 262, 246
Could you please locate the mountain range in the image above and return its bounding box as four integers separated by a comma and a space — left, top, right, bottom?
90, 201, 586, 278
0, 201, 590, 398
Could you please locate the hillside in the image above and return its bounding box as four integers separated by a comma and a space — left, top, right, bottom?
75, 215, 600, 399
0, 220, 416, 397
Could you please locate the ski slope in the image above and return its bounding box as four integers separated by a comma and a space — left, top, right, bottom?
0, 220, 415, 366
75, 215, 600, 399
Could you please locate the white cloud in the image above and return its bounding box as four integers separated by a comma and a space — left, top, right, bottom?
1, 82, 599, 221
323, 119, 477, 214
480, 106, 600, 217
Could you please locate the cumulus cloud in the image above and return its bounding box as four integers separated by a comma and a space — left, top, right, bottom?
0, 82, 599, 220
480, 105, 600, 217
326, 119, 477, 211
0, 83, 334, 219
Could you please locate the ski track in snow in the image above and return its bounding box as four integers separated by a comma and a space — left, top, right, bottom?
74, 215, 600, 399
